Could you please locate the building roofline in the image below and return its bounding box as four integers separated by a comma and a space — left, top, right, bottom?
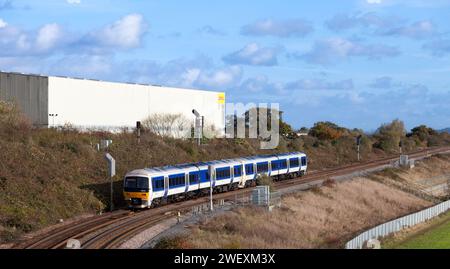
0, 70, 225, 95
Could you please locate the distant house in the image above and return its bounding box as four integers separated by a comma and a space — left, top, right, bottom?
295, 132, 309, 137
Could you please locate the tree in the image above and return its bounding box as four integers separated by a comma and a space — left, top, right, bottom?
308, 121, 347, 140
373, 119, 406, 153
409, 125, 437, 141
141, 113, 191, 138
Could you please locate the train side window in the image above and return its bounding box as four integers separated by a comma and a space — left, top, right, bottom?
234, 165, 242, 177
199, 170, 210, 182
169, 174, 185, 188
290, 158, 299, 168
257, 162, 269, 173
216, 167, 231, 180
271, 160, 279, 170
189, 172, 199, 185
301, 157, 307, 166
152, 176, 164, 191
245, 164, 254, 175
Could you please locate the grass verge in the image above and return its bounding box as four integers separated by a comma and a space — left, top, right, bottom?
383, 211, 450, 249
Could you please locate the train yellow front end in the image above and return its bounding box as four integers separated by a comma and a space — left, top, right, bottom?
123, 175, 152, 209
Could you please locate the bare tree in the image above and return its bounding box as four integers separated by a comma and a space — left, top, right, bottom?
142, 113, 191, 138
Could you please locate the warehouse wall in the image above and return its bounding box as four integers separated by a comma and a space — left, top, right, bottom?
0, 72, 48, 126
48, 76, 225, 135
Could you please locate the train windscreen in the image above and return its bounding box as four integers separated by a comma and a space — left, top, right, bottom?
124, 177, 149, 192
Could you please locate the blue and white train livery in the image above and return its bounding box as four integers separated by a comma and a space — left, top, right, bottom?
123, 152, 307, 209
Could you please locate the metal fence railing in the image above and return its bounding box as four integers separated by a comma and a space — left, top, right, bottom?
345, 200, 450, 249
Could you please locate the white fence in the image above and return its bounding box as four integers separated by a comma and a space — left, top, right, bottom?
345, 200, 450, 249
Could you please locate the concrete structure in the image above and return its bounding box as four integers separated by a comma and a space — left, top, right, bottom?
0, 71, 226, 135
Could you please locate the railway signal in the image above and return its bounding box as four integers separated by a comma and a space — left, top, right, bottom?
104, 153, 116, 212
356, 135, 362, 161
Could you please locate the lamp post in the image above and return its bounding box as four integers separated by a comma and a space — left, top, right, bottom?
136, 121, 141, 144
49, 113, 58, 128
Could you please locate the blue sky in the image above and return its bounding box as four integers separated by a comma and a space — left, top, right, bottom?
1, 0, 450, 131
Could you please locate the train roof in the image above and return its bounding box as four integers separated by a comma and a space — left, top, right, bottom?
125, 152, 307, 177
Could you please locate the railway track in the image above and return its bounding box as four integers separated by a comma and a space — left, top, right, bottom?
15, 146, 450, 249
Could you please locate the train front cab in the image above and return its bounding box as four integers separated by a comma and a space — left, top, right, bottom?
123, 176, 152, 209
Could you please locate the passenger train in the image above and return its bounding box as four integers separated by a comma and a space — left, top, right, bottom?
123, 152, 307, 209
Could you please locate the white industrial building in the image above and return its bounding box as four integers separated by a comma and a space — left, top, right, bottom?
0, 71, 226, 136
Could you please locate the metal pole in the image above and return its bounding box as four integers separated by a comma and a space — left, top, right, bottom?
110, 176, 114, 212
104, 153, 116, 212
210, 181, 213, 211
357, 145, 360, 161
136, 121, 141, 144
209, 165, 214, 212
201, 116, 204, 140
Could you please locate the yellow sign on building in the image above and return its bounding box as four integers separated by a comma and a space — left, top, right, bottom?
218, 93, 225, 104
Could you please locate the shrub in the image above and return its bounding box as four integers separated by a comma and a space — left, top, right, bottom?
309, 122, 347, 140
0, 101, 31, 141
142, 113, 191, 138
373, 119, 406, 153
256, 174, 275, 191
153, 234, 192, 249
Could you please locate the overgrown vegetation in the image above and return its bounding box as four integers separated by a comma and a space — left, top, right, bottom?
256, 174, 275, 191
168, 178, 431, 249
0, 101, 449, 243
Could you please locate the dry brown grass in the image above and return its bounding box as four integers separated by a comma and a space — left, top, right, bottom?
396, 154, 450, 182
0, 101, 448, 243
370, 154, 450, 198
183, 179, 431, 249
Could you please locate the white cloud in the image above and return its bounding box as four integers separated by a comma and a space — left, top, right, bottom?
326, 13, 436, 39
49, 55, 113, 77
223, 43, 280, 66
36, 24, 63, 51
285, 78, 354, 90
239, 75, 283, 94
67, 0, 81, 4
379, 20, 436, 39
0, 18, 7, 28
298, 37, 400, 65
95, 13, 147, 48
367, 0, 382, 4
196, 66, 242, 89
241, 18, 313, 38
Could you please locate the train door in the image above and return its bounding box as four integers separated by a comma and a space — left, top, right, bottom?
164, 175, 169, 197
238, 162, 247, 188
184, 173, 189, 193
268, 160, 272, 176
208, 165, 216, 188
